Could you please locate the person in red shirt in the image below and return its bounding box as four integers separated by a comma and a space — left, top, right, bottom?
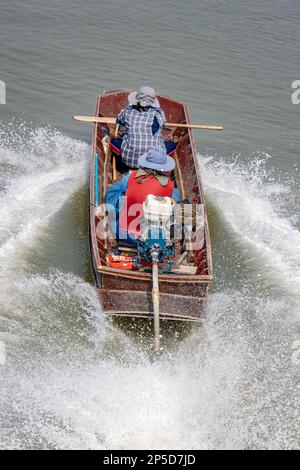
106, 147, 179, 244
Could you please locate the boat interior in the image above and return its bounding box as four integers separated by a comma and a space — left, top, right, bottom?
93, 91, 210, 277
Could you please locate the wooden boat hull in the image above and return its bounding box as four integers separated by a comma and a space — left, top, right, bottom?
89, 90, 213, 322
94, 271, 209, 322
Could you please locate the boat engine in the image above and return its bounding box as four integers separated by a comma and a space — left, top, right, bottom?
135, 195, 175, 267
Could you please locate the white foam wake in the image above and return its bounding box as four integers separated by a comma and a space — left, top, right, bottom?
0, 124, 88, 271
0, 122, 90, 344
201, 154, 300, 301
0, 126, 299, 450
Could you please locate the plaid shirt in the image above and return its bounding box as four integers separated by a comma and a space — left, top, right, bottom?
116, 106, 166, 168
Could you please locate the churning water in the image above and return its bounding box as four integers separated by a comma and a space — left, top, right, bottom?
0, 0, 299, 450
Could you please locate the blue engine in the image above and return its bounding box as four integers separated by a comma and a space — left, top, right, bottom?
135, 226, 175, 268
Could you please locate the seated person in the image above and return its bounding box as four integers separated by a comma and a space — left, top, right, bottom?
110, 86, 177, 170
105, 147, 180, 243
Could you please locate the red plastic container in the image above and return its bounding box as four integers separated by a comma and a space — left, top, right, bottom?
107, 253, 136, 270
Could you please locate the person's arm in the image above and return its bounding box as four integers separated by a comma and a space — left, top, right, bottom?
121, 172, 130, 192
105, 173, 129, 205
115, 108, 128, 136
172, 187, 181, 203
105, 173, 130, 237
156, 108, 166, 128
116, 108, 129, 126
152, 108, 166, 136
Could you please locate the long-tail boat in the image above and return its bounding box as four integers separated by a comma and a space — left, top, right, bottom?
87, 90, 213, 330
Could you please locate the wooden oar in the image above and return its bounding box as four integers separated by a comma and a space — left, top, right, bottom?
112, 125, 119, 182
152, 261, 160, 353
72, 115, 223, 131
112, 108, 124, 181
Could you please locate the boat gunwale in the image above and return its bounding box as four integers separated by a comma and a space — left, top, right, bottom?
89, 98, 101, 272
181, 102, 213, 278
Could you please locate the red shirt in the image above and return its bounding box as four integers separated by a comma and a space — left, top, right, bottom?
119, 170, 174, 236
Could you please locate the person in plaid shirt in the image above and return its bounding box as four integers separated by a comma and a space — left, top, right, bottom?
110, 87, 176, 169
